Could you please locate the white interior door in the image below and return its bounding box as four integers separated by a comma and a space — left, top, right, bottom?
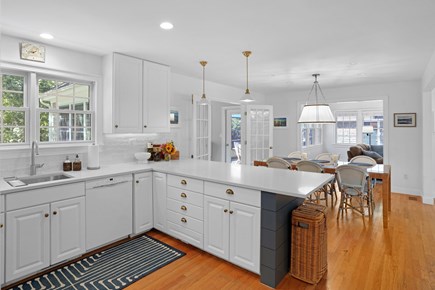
192, 95, 211, 160
243, 105, 274, 165
224, 107, 242, 163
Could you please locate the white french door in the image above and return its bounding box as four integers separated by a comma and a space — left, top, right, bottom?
224, 107, 242, 163
192, 95, 211, 160
243, 105, 273, 165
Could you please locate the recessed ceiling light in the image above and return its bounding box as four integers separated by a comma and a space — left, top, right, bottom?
40, 33, 54, 40
160, 22, 174, 30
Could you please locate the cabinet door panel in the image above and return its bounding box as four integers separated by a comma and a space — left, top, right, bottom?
113, 53, 143, 133
51, 197, 85, 265
204, 196, 229, 260
143, 62, 170, 132
134, 172, 153, 234
0, 213, 4, 285
6, 204, 50, 282
153, 172, 167, 232
229, 202, 260, 274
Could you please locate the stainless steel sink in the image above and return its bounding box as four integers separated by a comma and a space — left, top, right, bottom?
5, 173, 73, 187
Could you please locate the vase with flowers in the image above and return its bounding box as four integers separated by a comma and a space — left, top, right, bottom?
161, 141, 177, 161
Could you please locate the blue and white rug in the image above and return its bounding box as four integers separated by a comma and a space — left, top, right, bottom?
10, 235, 185, 290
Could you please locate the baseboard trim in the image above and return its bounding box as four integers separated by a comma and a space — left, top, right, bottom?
391, 186, 421, 196
422, 196, 435, 205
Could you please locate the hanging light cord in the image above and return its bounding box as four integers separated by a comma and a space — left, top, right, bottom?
305, 74, 327, 104
202, 64, 205, 96
246, 55, 249, 92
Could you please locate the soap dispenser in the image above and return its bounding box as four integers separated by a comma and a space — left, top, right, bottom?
63, 156, 72, 171
73, 154, 82, 171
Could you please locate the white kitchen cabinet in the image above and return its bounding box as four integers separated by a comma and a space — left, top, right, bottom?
134, 172, 153, 234
203, 195, 260, 274
6, 204, 50, 282
229, 201, 260, 274
113, 53, 143, 133
153, 172, 167, 232
106, 53, 170, 133
204, 196, 229, 260
0, 213, 4, 286
51, 197, 86, 265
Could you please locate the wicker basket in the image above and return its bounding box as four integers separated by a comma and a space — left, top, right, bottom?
290, 203, 328, 284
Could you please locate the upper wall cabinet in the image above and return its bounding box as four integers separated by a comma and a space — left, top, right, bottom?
104, 53, 170, 133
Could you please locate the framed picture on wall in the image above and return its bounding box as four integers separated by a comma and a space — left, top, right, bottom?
394, 113, 416, 127
273, 117, 287, 128
170, 107, 180, 127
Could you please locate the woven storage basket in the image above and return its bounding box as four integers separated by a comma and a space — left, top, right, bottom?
290, 203, 327, 284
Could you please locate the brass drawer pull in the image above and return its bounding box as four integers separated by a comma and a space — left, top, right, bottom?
181, 179, 187, 185
0, 224, 3, 228
181, 217, 187, 223
180, 192, 187, 198
181, 205, 187, 211
226, 189, 234, 195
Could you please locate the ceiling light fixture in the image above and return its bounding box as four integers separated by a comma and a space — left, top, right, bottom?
40, 33, 54, 40
240, 51, 254, 103
199, 60, 208, 105
298, 74, 335, 124
160, 22, 174, 30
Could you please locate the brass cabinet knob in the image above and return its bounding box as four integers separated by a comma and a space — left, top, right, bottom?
144, 125, 147, 128
180, 192, 187, 198
229, 210, 234, 214
181, 217, 187, 223
53, 211, 58, 215
44, 213, 49, 218
181, 205, 187, 211
224, 209, 228, 213
136, 180, 139, 184
115, 125, 118, 128
226, 189, 234, 195
181, 179, 187, 185
0, 224, 3, 228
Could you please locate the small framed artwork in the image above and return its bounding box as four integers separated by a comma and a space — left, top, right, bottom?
170, 108, 180, 127
394, 113, 416, 127
274, 117, 287, 128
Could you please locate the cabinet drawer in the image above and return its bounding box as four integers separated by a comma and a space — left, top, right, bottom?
167, 198, 203, 220
167, 186, 203, 207
167, 210, 203, 234
167, 221, 203, 249
204, 182, 260, 207
6, 182, 85, 211
167, 174, 204, 193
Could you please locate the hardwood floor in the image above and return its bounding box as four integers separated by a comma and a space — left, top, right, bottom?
127, 186, 435, 290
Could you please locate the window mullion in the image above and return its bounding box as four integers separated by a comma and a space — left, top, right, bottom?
29, 72, 37, 144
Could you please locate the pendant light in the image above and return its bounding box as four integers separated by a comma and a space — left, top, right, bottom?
200, 60, 208, 105
240, 51, 255, 103
297, 74, 335, 124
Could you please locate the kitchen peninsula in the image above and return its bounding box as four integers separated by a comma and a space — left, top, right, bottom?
0, 159, 333, 288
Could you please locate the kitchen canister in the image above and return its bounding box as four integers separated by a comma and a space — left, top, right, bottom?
87, 143, 100, 170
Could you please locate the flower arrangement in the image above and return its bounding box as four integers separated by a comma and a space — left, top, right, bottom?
161, 141, 176, 160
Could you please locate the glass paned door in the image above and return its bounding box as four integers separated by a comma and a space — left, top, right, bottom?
244, 105, 273, 165
225, 108, 242, 163
192, 96, 211, 160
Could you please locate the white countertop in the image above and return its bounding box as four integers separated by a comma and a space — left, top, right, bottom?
0, 159, 334, 198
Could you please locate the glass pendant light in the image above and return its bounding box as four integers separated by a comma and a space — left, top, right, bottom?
240, 51, 255, 103
298, 74, 335, 124
200, 60, 208, 105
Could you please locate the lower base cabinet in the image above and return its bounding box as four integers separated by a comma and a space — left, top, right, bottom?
6, 197, 85, 283
0, 213, 5, 286
204, 195, 260, 274
134, 172, 153, 234
153, 172, 167, 232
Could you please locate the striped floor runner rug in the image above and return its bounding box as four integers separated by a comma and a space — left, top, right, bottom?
10, 235, 185, 290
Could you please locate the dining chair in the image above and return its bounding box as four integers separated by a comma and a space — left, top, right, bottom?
287, 151, 303, 159
315, 153, 332, 162
335, 165, 373, 219
296, 161, 330, 205
350, 155, 376, 210
266, 157, 291, 169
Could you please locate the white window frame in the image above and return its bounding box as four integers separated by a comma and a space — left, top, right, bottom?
0, 70, 30, 146
362, 110, 384, 145
335, 111, 358, 145
0, 64, 97, 150
300, 123, 322, 149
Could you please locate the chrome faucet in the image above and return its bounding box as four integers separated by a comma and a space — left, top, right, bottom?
30, 141, 44, 175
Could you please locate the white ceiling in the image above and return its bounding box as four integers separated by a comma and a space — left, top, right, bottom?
2, 0, 435, 94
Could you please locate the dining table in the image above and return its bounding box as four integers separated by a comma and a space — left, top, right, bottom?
253, 159, 392, 228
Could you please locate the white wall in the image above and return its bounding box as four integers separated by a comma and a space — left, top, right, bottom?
269, 80, 422, 196
0, 34, 261, 176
